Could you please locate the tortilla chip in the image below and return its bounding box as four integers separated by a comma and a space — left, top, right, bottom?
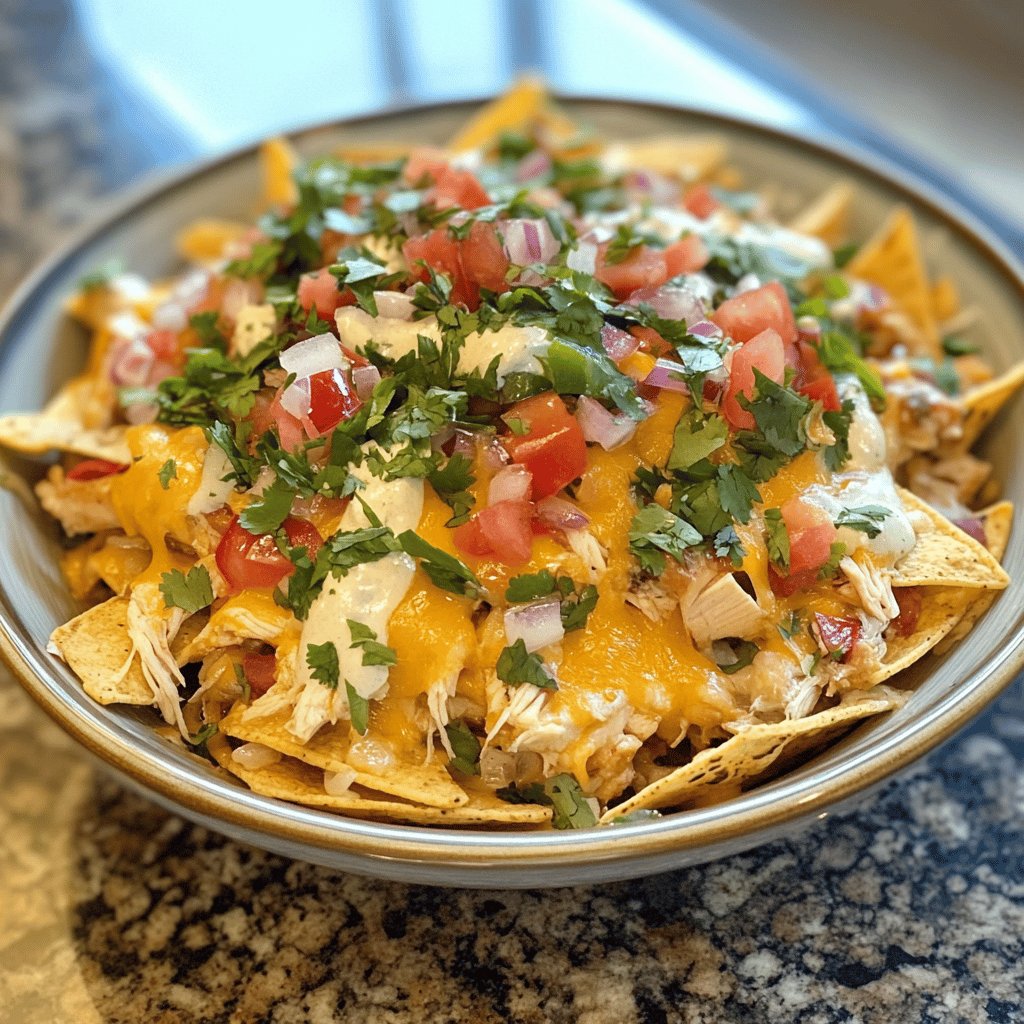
931, 276, 960, 323
48, 596, 152, 705
448, 77, 549, 152
615, 135, 727, 183
333, 143, 411, 164
890, 486, 1009, 590
957, 360, 1024, 449
260, 137, 299, 208
208, 738, 549, 826
220, 704, 468, 808
0, 413, 129, 461
175, 218, 251, 264
602, 689, 905, 820
847, 207, 939, 354
934, 501, 1013, 655
790, 180, 854, 249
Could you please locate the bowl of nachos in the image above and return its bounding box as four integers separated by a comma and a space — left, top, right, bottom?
0, 84, 1021, 886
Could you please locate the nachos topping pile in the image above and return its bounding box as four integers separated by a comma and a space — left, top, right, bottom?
4, 83, 1016, 828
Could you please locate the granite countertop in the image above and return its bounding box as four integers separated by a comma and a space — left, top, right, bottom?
1, 5, 1023, 1022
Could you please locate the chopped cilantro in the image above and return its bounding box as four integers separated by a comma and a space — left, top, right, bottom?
77, 259, 123, 291
668, 410, 728, 471
187, 722, 218, 754
158, 565, 214, 613
818, 542, 847, 580
445, 720, 482, 776
818, 329, 885, 408
559, 581, 598, 633
506, 570, 557, 602
835, 505, 891, 538
763, 507, 790, 570
942, 334, 978, 357
500, 773, 597, 829
157, 458, 177, 490
346, 619, 396, 667
713, 525, 745, 567
396, 530, 481, 598
933, 358, 961, 397
716, 639, 759, 675
505, 416, 530, 436
778, 610, 803, 640
238, 478, 295, 535
306, 641, 340, 689
628, 503, 702, 575
427, 452, 476, 526
496, 638, 556, 689
716, 463, 761, 525
346, 682, 369, 735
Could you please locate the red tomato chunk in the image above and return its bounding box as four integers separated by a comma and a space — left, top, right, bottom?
501, 393, 588, 499
216, 516, 322, 593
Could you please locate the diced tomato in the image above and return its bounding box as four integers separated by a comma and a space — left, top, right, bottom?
66, 459, 128, 482
431, 166, 490, 210
814, 612, 861, 663
891, 588, 922, 637
403, 221, 509, 309
595, 244, 668, 299
721, 328, 785, 430
453, 500, 534, 565
216, 515, 323, 593
501, 393, 588, 499
403, 148, 450, 185
793, 340, 841, 412
297, 268, 355, 321
769, 499, 839, 597
712, 282, 798, 345
663, 235, 709, 276
628, 325, 673, 358
145, 329, 180, 363
242, 652, 277, 698
306, 367, 362, 435
682, 183, 720, 220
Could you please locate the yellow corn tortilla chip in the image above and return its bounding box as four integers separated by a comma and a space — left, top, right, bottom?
931, 276, 960, 322
448, 77, 549, 152
603, 689, 905, 820
0, 414, 129, 461
175, 218, 251, 264
789, 180, 855, 249
847, 207, 939, 354
208, 737, 549, 826
220, 704, 468, 809
615, 135, 727, 183
957, 360, 1024, 450
48, 596, 152, 705
260, 137, 299, 208
934, 500, 1013, 655
890, 486, 1008, 590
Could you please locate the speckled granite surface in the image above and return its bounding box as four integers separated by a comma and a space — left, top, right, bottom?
1, 4, 1024, 1022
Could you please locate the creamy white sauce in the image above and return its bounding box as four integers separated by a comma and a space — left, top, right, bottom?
335, 307, 549, 385
287, 457, 423, 741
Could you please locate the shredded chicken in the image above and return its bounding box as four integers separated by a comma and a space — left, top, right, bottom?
36, 467, 120, 536
625, 576, 677, 622
839, 557, 899, 622
565, 528, 607, 583
903, 452, 992, 517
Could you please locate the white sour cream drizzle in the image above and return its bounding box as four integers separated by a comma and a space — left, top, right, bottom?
334, 307, 550, 385
805, 378, 916, 562
287, 456, 423, 742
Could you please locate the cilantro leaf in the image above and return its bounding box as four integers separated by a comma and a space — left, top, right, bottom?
427, 452, 476, 527
506, 570, 557, 603
159, 565, 214, 613
444, 720, 482, 776
559, 583, 598, 633
716, 464, 761, 525
835, 505, 891, 538
819, 542, 847, 580
628, 504, 702, 575
500, 773, 597, 829
238, 478, 295, 535
396, 530, 481, 597
346, 682, 369, 735
157, 458, 177, 490
942, 334, 978, 357
668, 410, 728, 471
346, 618, 396, 667
763, 507, 790, 570
741, 370, 811, 458
306, 641, 340, 689
716, 639, 759, 675
496, 639, 557, 689
818, 329, 886, 408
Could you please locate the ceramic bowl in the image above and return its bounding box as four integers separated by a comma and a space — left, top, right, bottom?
1, 99, 1022, 888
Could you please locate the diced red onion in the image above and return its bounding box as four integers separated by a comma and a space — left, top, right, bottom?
954, 517, 986, 546
643, 358, 691, 394
108, 336, 155, 387
352, 363, 381, 400
504, 597, 564, 653
279, 376, 312, 418
688, 319, 723, 339
503, 218, 559, 266
516, 149, 552, 182
222, 277, 264, 321
601, 324, 639, 362
734, 273, 761, 295
151, 300, 187, 333
566, 240, 598, 275
373, 290, 416, 320
626, 283, 704, 325
536, 495, 589, 532
488, 465, 532, 505
576, 396, 637, 450
482, 437, 511, 471
231, 742, 282, 769
280, 333, 345, 380
451, 429, 477, 458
